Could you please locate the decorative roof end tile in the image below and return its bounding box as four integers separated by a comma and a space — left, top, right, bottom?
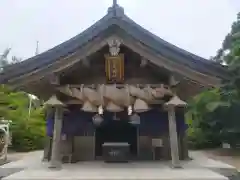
107, 0, 124, 17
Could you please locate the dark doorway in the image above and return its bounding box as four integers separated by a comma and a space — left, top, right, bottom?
95, 120, 138, 159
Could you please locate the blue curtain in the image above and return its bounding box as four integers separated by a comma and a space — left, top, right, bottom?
46, 108, 187, 136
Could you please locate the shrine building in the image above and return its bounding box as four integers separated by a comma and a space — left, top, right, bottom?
0, 2, 228, 169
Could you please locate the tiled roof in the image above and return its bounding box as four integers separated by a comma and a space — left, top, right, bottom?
0, 4, 229, 83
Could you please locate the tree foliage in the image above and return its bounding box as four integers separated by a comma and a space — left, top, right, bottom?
0, 50, 45, 151
187, 12, 240, 149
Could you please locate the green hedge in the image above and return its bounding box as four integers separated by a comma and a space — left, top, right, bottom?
0, 85, 46, 152
10, 114, 45, 151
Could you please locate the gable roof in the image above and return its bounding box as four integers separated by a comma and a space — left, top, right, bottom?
0, 4, 229, 84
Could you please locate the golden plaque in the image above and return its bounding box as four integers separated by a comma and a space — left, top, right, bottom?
105, 54, 124, 83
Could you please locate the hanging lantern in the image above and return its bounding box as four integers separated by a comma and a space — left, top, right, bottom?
81, 101, 98, 112
129, 114, 140, 125
106, 101, 123, 112
134, 99, 150, 113
92, 114, 104, 126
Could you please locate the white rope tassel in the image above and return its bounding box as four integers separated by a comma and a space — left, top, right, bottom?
98, 84, 104, 115
126, 85, 132, 115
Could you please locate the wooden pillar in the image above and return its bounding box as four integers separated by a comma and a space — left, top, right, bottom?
49, 106, 63, 169
165, 95, 187, 168
42, 137, 51, 161
42, 107, 54, 162
44, 94, 65, 169
167, 106, 180, 168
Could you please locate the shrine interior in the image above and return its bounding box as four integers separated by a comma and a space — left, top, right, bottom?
95, 117, 138, 159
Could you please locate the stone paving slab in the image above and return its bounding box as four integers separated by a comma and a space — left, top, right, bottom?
189, 151, 239, 179
3, 166, 227, 180
0, 151, 233, 180
0, 168, 23, 179
189, 151, 236, 169
1, 151, 42, 169
0, 151, 42, 179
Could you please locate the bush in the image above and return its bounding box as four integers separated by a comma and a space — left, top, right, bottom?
0, 85, 46, 152
187, 126, 221, 149
10, 108, 45, 152
11, 116, 45, 151
186, 90, 223, 149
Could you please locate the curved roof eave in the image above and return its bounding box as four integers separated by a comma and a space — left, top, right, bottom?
0, 13, 113, 82
0, 7, 229, 83
119, 15, 228, 79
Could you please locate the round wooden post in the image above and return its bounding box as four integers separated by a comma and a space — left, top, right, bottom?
165, 95, 187, 168
49, 106, 63, 169
167, 106, 180, 168
44, 95, 65, 169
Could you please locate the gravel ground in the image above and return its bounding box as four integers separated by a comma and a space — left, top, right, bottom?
200, 149, 240, 171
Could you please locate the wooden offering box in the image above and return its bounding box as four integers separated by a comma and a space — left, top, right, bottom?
103, 142, 130, 163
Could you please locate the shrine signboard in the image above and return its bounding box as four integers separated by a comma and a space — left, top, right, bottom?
105, 54, 124, 83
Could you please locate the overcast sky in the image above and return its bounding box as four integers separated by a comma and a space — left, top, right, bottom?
0, 0, 239, 60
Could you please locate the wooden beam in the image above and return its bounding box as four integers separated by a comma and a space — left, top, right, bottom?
140, 57, 148, 67
169, 75, 180, 87
67, 83, 171, 89
82, 58, 90, 67
49, 73, 60, 85
149, 99, 165, 104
